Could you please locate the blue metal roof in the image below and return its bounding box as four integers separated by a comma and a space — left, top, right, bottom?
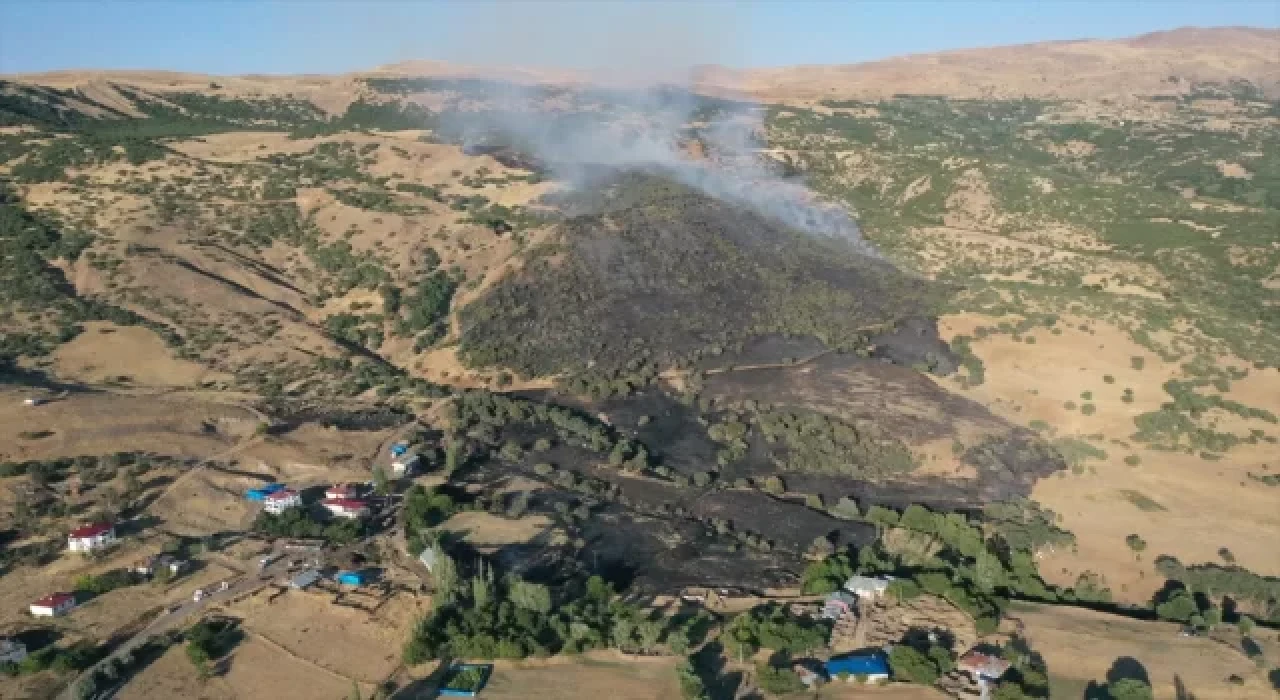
825, 653, 890, 677
246, 483, 286, 500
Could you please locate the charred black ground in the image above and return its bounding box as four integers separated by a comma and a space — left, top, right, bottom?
458, 172, 949, 394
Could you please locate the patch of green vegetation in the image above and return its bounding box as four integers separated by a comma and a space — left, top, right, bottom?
0, 640, 104, 677
753, 408, 917, 477
1119, 489, 1166, 512
252, 507, 363, 544
1248, 471, 1280, 486
1155, 555, 1280, 623
404, 571, 657, 660
721, 603, 830, 659
1051, 437, 1107, 468
0, 187, 179, 370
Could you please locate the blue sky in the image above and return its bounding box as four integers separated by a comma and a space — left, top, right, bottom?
1, 1, 1276, 75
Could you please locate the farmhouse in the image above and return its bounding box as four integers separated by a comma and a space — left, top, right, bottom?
263, 488, 303, 515
822, 591, 858, 620
30, 592, 76, 617
336, 570, 367, 586
325, 483, 359, 500
958, 650, 1011, 681
133, 553, 188, 578
67, 522, 116, 552
0, 638, 28, 664
322, 498, 370, 519
390, 452, 421, 476
843, 574, 893, 599
290, 569, 321, 590
824, 651, 890, 682
245, 483, 286, 501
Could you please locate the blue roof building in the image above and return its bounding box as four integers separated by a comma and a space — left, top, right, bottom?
246, 483, 286, 501
825, 652, 890, 680
336, 571, 365, 586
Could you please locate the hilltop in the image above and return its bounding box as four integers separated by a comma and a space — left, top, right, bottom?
694, 27, 1280, 101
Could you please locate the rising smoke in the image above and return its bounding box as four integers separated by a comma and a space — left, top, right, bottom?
427, 2, 873, 254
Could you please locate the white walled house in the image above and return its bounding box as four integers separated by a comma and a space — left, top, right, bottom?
842, 575, 894, 599
325, 483, 359, 501
390, 453, 421, 476
322, 498, 370, 519
67, 523, 116, 553
30, 592, 76, 617
263, 489, 302, 515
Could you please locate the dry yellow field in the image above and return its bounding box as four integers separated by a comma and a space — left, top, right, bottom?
1010, 602, 1278, 699
938, 313, 1280, 602
476, 653, 683, 700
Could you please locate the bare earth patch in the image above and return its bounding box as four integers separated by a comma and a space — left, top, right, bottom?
50, 321, 228, 387
475, 652, 682, 700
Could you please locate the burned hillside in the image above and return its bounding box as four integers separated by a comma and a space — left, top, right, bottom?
458, 173, 947, 392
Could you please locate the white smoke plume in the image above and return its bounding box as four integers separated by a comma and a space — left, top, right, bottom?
425, 2, 873, 254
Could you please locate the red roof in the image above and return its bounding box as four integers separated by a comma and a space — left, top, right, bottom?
325, 484, 357, 497
958, 651, 1011, 678
264, 489, 299, 501
322, 498, 368, 510
68, 523, 113, 539
33, 592, 75, 608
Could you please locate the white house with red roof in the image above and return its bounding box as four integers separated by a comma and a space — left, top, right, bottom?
324, 483, 359, 501
322, 498, 370, 519
30, 592, 76, 617
263, 489, 302, 515
67, 522, 116, 552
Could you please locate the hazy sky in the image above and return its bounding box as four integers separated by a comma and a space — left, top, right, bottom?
1, 1, 1276, 75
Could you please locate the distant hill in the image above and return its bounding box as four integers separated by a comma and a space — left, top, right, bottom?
693, 27, 1280, 101
6, 27, 1277, 110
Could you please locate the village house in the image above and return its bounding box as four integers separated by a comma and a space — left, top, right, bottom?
133, 553, 189, 578
30, 592, 76, 617
263, 488, 302, 515
958, 649, 1012, 699
822, 591, 858, 620
322, 498, 370, 519
290, 569, 321, 590
245, 482, 286, 501
390, 452, 421, 477
67, 522, 116, 553
325, 483, 359, 500
843, 574, 894, 599
0, 638, 28, 664
824, 651, 890, 683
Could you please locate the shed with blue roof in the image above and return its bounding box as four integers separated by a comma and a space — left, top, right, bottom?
824, 651, 890, 682
246, 483, 286, 501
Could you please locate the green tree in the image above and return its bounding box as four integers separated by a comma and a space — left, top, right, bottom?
675, 659, 708, 700
1238, 615, 1256, 636
372, 464, 389, 495
973, 549, 1005, 593
636, 619, 663, 653
1107, 678, 1153, 700
889, 645, 940, 684
508, 579, 551, 613
1155, 590, 1199, 623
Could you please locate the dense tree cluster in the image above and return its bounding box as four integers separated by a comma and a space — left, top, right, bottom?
720, 604, 829, 661
252, 507, 363, 545
1155, 555, 1280, 623
404, 571, 660, 662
